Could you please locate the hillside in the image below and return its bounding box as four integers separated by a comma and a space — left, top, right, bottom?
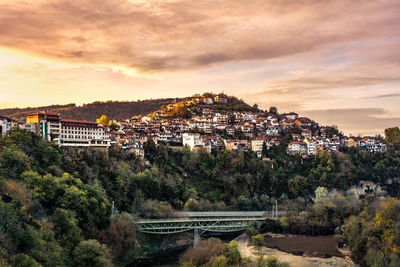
146, 93, 259, 120
0, 93, 258, 122
0, 98, 182, 121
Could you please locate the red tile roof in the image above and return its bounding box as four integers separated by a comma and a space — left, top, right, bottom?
289, 141, 307, 145
61, 119, 97, 124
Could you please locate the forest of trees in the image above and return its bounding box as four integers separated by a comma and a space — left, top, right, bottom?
0, 128, 399, 266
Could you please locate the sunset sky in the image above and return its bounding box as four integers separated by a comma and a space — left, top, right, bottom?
0, 0, 399, 135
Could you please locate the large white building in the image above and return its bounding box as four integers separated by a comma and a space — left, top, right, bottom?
59, 119, 110, 148
24, 111, 110, 148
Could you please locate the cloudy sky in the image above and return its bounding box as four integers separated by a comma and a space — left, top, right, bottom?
0, 0, 399, 135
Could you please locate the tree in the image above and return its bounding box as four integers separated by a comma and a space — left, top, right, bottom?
155, 144, 168, 170
109, 122, 119, 131
166, 103, 192, 119
20, 226, 65, 266
12, 254, 41, 267
184, 198, 200, 211
252, 234, 264, 253
100, 213, 138, 264
223, 240, 241, 265
211, 255, 227, 267
262, 141, 268, 157
269, 106, 278, 115
237, 195, 252, 211
385, 127, 400, 144
314, 186, 329, 205
52, 208, 82, 252
179, 239, 224, 266
0, 147, 31, 180
143, 139, 157, 163
21, 172, 110, 227
279, 217, 289, 233
288, 175, 308, 198
73, 240, 112, 267
255, 254, 267, 267
266, 256, 279, 267
96, 115, 110, 126
41, 146, 62, 169
234, 129, 246, 140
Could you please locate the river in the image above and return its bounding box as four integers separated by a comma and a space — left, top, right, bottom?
129, 232, 244, 266
129, 232, 356, 266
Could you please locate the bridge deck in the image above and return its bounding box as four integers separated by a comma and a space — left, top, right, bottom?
184, 211, 269, 218
137, 216, 268, 224
136, 211, 284, 234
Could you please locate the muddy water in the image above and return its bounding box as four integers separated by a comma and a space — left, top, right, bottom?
264, 234, 343, 257
236, 233, 357, 267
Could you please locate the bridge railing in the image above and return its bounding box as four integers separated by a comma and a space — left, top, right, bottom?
136, 211, 287, 223
137, 217, 266, 224
183, 211, 287, 218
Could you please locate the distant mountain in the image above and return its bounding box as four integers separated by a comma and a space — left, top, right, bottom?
0, 93, 260, 122
0, 98, 183, 122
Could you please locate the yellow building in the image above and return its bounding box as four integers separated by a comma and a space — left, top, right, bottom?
25, 111, 61, 141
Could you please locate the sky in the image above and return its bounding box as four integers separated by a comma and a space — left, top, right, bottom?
0, 0, 399, 135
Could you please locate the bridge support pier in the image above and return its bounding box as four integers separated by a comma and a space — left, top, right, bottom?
193, 229, 200, 246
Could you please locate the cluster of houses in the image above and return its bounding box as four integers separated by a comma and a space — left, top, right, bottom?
288, 136, 387, 156
0, 94, 387, 156
106, 94, 387, 157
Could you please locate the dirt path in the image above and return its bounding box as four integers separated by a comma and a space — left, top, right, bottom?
238, 240, 255, 259
235, 234, 358, 267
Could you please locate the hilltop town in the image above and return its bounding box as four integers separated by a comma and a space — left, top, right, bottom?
0, 93, 387, 157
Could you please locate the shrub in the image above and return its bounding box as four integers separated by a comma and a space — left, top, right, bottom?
252, 234, 264, 253
179, 239, 224, 266
210, 255, 228, 267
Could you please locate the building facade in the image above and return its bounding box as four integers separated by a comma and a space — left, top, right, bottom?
24, 111, 110, 148
251, 138, 265, 157
182, 133, 202, 150
0, 116, 13, 135
25, 111, 61, 141
59, 119, 110, 148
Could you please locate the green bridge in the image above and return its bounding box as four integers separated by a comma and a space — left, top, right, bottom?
136, 211, 285, 238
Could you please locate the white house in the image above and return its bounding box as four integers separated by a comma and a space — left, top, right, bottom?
251, 138, 266, 157
288, 141, 307, 155
304, 138, 317, 155
0, 116, 12, 135
182, 133, 202, 150
266, 126, 280, 136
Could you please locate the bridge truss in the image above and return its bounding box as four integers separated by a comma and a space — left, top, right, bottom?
137, 217, 266, 234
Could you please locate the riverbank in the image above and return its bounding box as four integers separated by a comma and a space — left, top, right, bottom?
128, 240, 191, 267
235, 233, 357, 267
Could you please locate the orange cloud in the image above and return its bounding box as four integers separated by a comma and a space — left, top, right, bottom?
1, 0, 399, 135
0, 0, 399, 73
